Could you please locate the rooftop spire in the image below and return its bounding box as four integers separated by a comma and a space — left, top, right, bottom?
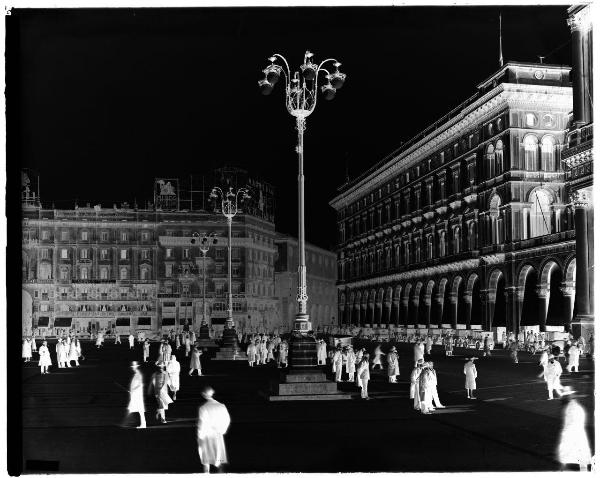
499, 12, 504, 68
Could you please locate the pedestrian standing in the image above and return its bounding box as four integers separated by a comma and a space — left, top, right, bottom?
544, 354, 564, 400
371, 344, 384, 370
509, 340, 519, 364
189, 345, 203, 376
345, 346, 356, 382
175, 333, 181, 350
128, 333, 135, 349
567, 343, 581, 373
266, 340, 275, 362
463, 357, 478, 399
445, 335, 454, 357
68, 338, 80, 366
278, 340, 288, 368
31, 336, 38, 353
410, 359, 424, 409
418, 362, 436, 414
148, 363, 172, 424
126, 361, 146, 429
332, 345, 343, 382
556, 386, 592, 471
425, 335, 433, 355
38, 340, 52, 374
356, 354, 371, 400
429, 362, 445, 409
196, 386, 231, 473
96, 331, 103, 349
260, 339, 268, 365
22, 338, 32, 362
143, 339, 150, 363
414, 340, 425, 366
166, 355, 181, 401
483, 335, 492, 357
246, 341, 256, 367
115, 333, 121, 345
185, 333, 192, 357
58, 339, 70, 368
317, 339, 327, 365
387, 346, 399, 383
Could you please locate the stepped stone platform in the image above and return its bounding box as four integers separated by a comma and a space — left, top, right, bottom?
214, 346, 247, 361
269, 370, 352, 401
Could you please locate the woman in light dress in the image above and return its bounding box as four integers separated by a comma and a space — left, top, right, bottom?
22, 338, 33, 362
127, 361, 146, 428
463, 357, 478, 399
356, 354, 371, 400
38, 340, 52, 374
58, 339, 70, 368
68, 338, 81, 366
246, 341, 257, 367
189, 345, 203, 376
166, 355, 181, 401
143, 339, 150, 363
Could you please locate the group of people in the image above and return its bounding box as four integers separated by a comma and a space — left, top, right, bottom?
24, 335, 84, 373
244, 334, 289, 368
410, 359, 446, 413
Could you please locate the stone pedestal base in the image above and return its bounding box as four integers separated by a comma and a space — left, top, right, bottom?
289, 334, 318, 368
269, 370, 351, 401
571, 314, 594, 340
214, 327, 245, 360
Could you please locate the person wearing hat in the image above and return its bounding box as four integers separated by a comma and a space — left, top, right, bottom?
463, 357, 478, 399
344, 345, 356, 382
148, 362, 172, 424
544, 354, 564, 400
196, 386, 231, 473
246, 340, 257, 367
332, 344, 343, 382
410, 359, 424, 409
418, 362, 436, 414
387, 346, 399, 383
556, 386, 592, 471
567, 341, 582, 373
356, 353, 371, 400
38, 340, 52, 375
189, 345, 203, 377
126, 361, 146, 428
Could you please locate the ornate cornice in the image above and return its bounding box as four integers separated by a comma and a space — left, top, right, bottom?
567, 4, 592, 33
330, 83, 572, 211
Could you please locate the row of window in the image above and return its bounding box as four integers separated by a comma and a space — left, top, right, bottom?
33, 230, 153, 242
41, 248, 152, 261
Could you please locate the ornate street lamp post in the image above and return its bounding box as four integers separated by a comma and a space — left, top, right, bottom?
210, 186, 250, 349
191, 232, 218, 333
258, 50, 346, 343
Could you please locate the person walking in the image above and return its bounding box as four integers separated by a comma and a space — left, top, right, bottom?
483, 335, 493, 357
463, 357, 478, 399
68, 338, 80, 367
22, 338, 32, 363
356, 354, 371, 400
196, 386, 231, 473
148, 362, 172, 424
414, 340, 425, 366
509, 340, 519, 364
166, 355, 181, 401
372, 344, 384, 370
556, 386, 592, 471
184, 333, 192, 357
96, 331, 103, 349
387, 346, 399, 383
128, 333, 135, 349
126, 361, 146, 429
114, 333, 121, 345
538, 347, 549, 379
143, 339, 150, 363
189, 345, 203, 376
545, 354, 564, 400
38, 340, 52, 374
418, 362, 436, 414
58, 339, 70, 368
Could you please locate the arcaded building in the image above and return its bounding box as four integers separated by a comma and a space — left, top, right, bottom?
21, 168, 279, 336
330, 61, 579, 335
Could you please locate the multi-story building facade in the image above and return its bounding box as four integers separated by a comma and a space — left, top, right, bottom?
274, 234, 338, 331
331, 61, 578, 337
21, 168, 279, 336
563, 4, 593, 339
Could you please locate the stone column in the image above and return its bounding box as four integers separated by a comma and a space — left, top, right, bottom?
463, 294, 472, 330
505, 286, 521, 334
448, 294, 458, 329
536, 285, 550, 332
411, 296, 420, 326
572, 192, 594, 338
484, 289, 496, 331
423, 296, 432, 328
401, 298, 410, 327
559, 282, 575, 331
568, 7, 593, 125
433, 294, 444, 327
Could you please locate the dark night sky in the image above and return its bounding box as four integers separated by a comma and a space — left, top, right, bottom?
9, 5, 572, 249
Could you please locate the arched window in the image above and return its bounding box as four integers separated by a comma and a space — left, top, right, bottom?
100, 267, 109, 280
120, 267, 128, 280
486, 144, 496, 178
404, 242, 411, 265
426, 235, 433, 260
140, 267, 149, 280
453, 227, 461, 254
394, 245, 400, 267
530, 189, 552, 237
495, 140, 504, 175
541, 136, 556, 171
489, 194, 502, 245
414, 237, 421, 263
467, 222, 477, 250
439, 230, 447, 257
524, 135, 538, 170
80, 267, 88, 280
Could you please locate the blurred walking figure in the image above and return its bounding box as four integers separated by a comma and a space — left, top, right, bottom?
126, 361, 146, 429
278, 340, 288, 368
556, 386, 592, 471
96, 330, 104, 348
482, 335, 493, 357
567, 343, 581, 373
197, 387, 231, 473
22, 337, 32, 362
68, 338, 81, 367
372, 344, 384, 370
332, 345, 343, 382
189, 345, 203, 376
444, 334, 454, 357
544, 354, 564, 400
185, 333, 192, 357
410, 359, 424, 410
464, 357, 478, 399
356, 354, 370, 400
414, 340, 425, 366
317, 339, 327, 365
148, 362, 172, 424
387, 346, 399, 383
143, 339, 150, 363
538, 347, 549, 379
128, 333, 135, 349
58, 339, 70, 368
166, 355, 181, 401
509, 341, 519, 364
114, 333, 121, 345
